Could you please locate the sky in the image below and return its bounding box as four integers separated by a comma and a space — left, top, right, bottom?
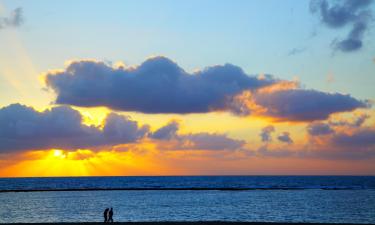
0, 0, 375, 176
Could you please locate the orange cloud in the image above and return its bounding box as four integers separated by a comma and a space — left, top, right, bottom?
1, 145, 374, 177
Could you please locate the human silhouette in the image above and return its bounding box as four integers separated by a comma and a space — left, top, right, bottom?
108, 208, 114, 222
103, 208, 109, 222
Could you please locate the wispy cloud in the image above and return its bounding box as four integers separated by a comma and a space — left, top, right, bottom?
310, 0, 374, 52
287, 47, 306, 56
0, 7, 23, 30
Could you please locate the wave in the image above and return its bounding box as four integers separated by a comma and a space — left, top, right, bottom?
1, 176, 374, 192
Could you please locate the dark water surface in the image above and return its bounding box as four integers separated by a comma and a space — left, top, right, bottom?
0, 176, 374, 223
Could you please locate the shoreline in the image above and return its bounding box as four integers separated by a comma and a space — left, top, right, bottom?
0, 222, 373, 225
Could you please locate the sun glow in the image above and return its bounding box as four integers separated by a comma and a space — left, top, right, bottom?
52, 149, 66, 159
0, 143, 173, 177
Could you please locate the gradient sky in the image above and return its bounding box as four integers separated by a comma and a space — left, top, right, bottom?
0, 0, 375, 176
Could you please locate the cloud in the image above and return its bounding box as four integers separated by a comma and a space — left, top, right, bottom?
0, 104, 148, 152
0, 104, 245, 153
102, 113, 149, 144
150, 121, 179, 140
260, 125, 275, 142
307, 122, 334, 136
252, 89, 369, 121
277, 132, 293, 144
329, 113, 370, 127
45, 57, 276, 114
307, 113, 369, 136
312, 128, 375, 159
150, 121, 245, 151
310, 0, 373, 52
45, 56, 369, 122
179, 133, 245, 151
255, 128, 375, 160
0, 7, 23, 29
331, 129, 375, 148
287, 47, 306, 56
303, 113, 375, 159
257, 145, 295, 158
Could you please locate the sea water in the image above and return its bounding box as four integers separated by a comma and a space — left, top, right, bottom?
0, 176, 374, 223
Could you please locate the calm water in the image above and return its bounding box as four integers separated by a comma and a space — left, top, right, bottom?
0, 176, 374, 223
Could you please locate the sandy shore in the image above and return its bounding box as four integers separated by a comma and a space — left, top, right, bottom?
0, 222, 371, 225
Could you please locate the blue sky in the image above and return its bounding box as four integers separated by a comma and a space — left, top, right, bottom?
1, 0, 374, 103
1, 0, 375, 176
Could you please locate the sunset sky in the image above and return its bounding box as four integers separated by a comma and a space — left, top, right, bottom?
1, 0, 375, 176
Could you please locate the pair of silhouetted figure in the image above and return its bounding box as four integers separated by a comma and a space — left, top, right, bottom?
103, 208, 113, 222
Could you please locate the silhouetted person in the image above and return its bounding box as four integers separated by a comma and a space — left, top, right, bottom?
108, 208, 113, 222
104, 208, 109, 222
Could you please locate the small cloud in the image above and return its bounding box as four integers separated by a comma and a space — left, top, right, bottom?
287, 47, 306, 56
257, 145, 294, 158
307, 123, 334, 136
150, 121, 179, 140
150, 121, 245, 151
260, 125, 275, 142
329, 113, 370, 128
0, 7, 24, 29
277, 132, 293, 144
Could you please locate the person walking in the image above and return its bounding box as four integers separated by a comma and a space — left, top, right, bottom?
103, 208, 109, 222
108, 208, 114, 222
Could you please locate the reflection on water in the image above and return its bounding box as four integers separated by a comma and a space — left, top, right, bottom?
1, 189, 375, 223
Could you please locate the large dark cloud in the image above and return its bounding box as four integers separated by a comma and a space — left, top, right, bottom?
0, 104, 245, 153
45, 57, 369, 122
45, 57, 275, 114
0, 104, 148, 152
150, 121, 245, 151
310, 0, 373, 52
0, 7, 23, 29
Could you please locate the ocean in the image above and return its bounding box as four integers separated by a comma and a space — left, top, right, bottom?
0, 176, 374, 223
